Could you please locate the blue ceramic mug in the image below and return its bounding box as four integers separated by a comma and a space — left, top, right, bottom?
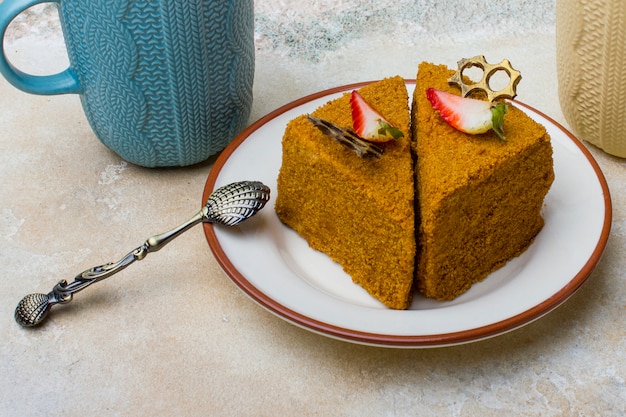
0, 0, 254, 167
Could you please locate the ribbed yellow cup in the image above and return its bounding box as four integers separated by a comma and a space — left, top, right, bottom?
556, 0, 626, 158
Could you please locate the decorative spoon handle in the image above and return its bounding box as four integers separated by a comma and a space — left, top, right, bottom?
14, 181, 270, 328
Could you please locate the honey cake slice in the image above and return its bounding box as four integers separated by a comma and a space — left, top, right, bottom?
275, 76, 415, 309
412, 62, 554, 301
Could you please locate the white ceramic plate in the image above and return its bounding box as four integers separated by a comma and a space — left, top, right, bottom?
202, 81, 612, 348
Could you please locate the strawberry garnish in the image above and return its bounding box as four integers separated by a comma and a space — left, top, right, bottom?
350, 90, 403, 142
426, 88, 508, 140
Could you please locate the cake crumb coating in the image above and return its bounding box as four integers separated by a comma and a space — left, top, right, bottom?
412, 63, 555, 300
275, 76, 415, 309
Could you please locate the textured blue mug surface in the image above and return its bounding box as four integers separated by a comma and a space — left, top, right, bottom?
0, 0, 254, 167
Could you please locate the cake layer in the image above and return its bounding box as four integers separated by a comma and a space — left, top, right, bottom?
412, 62, 554, 300
275, 76, 415, 309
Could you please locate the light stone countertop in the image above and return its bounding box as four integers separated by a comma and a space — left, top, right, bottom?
1, 3, 624, 416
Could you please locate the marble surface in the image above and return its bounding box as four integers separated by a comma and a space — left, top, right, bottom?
1, 2, 625, 416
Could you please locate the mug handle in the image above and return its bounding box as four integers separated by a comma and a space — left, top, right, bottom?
0, 0, 81, 95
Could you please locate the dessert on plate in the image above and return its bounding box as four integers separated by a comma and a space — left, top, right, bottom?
412, 60, 554, 300
275, 76, 416, 309
275, 57, 555, 307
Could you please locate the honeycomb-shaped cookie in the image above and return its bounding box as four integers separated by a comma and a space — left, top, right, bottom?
448, 55, 522, 102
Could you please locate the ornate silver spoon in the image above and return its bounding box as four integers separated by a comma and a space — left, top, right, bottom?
14, 180, 270, 328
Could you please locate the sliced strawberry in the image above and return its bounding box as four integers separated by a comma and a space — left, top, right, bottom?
426, 88, 508, 140
350, 90, 403, 142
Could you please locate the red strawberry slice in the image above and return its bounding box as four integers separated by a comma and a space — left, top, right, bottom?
426, 88, 508, 140
350, 90, 403, 142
